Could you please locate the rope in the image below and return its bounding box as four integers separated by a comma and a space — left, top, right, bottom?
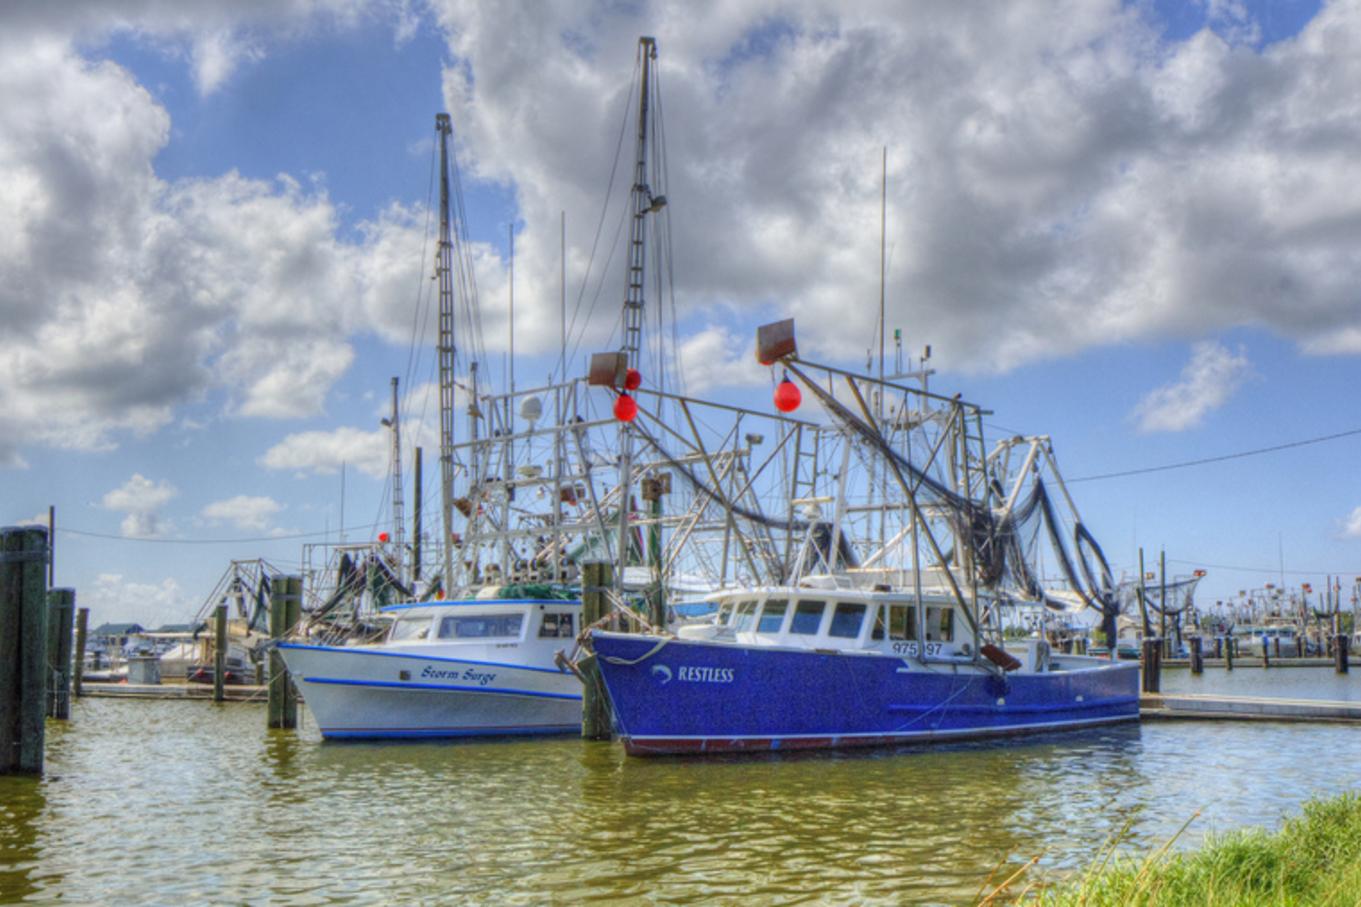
599, 636, 670, 666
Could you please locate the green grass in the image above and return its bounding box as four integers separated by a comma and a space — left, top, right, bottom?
980, 793, 1361, 906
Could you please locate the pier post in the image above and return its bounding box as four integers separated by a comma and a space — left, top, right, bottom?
1140, 638, 1161, 694
1336, 635, 1350, 674
1, 526, 49, 775
45, 588, 75, 720
581, 561, 613, 740
1190, 635, 1203, 675
72, 608, 88, 697
268, 575, 301, 729
213, 604, 227, 703
1214, 636, 1222, 659
1225, 635, 1234, 671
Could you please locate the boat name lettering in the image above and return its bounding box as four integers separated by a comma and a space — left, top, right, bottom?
420, 665, 498, 686
676, 665, 734, 684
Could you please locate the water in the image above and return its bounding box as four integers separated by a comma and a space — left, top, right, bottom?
3, 692, 1360, 905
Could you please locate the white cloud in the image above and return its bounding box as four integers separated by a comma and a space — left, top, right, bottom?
676, 326, 765, 394
87, 572, 191, 628
101, 473, 177, 537
200, 495, 283, 532
1131, 341, 1250, 433
1344, 506, 1361, 538
259, 426, 390, 477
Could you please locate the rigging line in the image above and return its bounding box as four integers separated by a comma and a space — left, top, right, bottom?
1068, 427, 1361, 483
1165, 557, 1359, 579
560, 52, 641, 384
58, 520, 389, 545
401, 136, 440, 396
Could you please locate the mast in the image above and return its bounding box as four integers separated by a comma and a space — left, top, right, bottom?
436, 113, 457, 592
385, 376, 405, 586
616, 36, 665, 590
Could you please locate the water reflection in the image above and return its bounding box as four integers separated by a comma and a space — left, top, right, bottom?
4, 699, 1359, 905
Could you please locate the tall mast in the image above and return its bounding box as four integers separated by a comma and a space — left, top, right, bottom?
436, 113, 457, 592
386, 376, 405, 586
616, 36, 664, 591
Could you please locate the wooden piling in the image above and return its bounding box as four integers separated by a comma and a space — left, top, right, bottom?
1262, 637, 1271, 668
1141, 638, 1161, 694
1225, 635, 1234, 671
268, 575, 301, 729
213, 603, 227, 703
1214, 635, 1223, 659
1, 526, 49, 775
45, 588, 75, 720
580, 561, 613, 740
73, 607, 88, 697
1189, 635, 1203, 675
1336, 634, 1350, 674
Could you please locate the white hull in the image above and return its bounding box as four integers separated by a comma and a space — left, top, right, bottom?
277, 643, 582, 739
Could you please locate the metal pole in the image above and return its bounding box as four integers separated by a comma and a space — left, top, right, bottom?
413, 446, 423, 585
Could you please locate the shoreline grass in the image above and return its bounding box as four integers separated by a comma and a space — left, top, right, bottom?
980, 792, 1361, 906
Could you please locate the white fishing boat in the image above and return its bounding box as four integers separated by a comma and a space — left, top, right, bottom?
279, 598, 581, 739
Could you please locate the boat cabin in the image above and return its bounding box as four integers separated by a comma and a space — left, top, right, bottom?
380, 599, 581, 650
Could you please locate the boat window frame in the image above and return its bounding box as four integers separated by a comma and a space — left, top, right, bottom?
756, 599, 789, 634
537, 611, 575, 639
388, 615, 433, 642
436, 612, 526, 641
828, 602, 868, 639
872, 604, 918, 641
788, 599, 826, 635
924, 605, 954, 642
731, 600, 758, 633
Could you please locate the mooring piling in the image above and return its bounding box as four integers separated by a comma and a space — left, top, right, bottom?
1225, 635, 1235, 671
1189, 635, 1204, 675
580, 561, 613, 740
268, 575, 302, 729
213, 603, 228, 703
1140, 637, 1162, 694
1, 526, 49, 775
1336, 634, 1350, 674
72, 607, 88, 698
45, 588, 75, 720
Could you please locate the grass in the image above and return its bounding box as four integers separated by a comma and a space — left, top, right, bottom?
978, 792, 1361, 906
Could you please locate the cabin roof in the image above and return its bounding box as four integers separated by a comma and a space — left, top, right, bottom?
380, 598, 582, 614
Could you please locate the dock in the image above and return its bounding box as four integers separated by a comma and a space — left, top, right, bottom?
1141, 692, 1361, 723
81, 682, 269, 702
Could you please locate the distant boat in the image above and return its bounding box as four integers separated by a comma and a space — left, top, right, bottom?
278, 597, 582, 739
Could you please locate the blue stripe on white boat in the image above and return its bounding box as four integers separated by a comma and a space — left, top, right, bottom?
378, 599, 582, 612
300, 676, 583, 701
277, 642, 572, 675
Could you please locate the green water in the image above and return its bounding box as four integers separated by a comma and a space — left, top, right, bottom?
3, 693, 1360, 905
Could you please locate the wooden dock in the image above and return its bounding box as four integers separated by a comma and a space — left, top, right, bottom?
1141, 692, 1361, 723
81, 682, 269, 702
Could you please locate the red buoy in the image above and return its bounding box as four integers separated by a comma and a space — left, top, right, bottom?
624, 368, 642, 391
378, 531, 390, 543
773, 378, 801, 413
614, 393, 638, 422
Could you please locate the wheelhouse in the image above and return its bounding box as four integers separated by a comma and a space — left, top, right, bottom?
381, 600, 581, 646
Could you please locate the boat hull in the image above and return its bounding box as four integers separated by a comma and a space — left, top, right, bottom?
591, 632, 1140, 756
277, 643, 582, 740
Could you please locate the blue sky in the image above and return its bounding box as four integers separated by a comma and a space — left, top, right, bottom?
5, 0, 1361, 625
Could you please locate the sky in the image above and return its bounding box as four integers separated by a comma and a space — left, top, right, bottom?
6, 0, 1361, 628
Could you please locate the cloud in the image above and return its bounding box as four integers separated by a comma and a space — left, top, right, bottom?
1344, 506, 1361, 538
423, 0, 1361, 376
1131, 341, 1250, 433
200, 495, 283, 532
676, 326, 765, 393
87, 572, 191, 628
101, 473, 178, 537
260, 426, 390, 477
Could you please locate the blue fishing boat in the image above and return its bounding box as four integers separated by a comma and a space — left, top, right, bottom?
587, 319, 1141, 756
592, 584, 1138, 755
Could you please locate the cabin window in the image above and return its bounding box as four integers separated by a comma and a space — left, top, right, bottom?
789, 600, 826, 635
389, 616, 431, 641
437, 614, 524, 639
538, 612, 575, 638
828, 603, 867, 639
872, 605, 917, 641
925, 606, 954, 642
756, 599, 788, 633
731, 601, 758, 633
715, 603, 734, 626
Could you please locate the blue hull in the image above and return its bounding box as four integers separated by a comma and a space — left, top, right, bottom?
591, 632, 1140, 755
